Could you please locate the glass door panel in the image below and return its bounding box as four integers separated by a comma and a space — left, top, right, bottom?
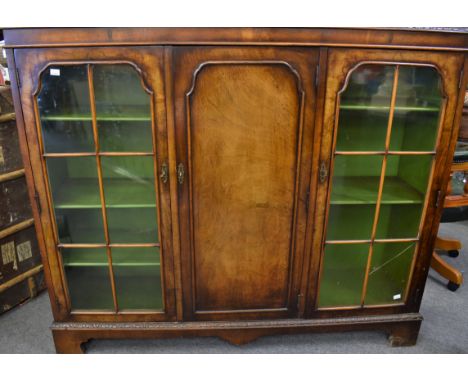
390, 66, 443, 151
93, 65, 153, 152
101, 156, 158, 243
326, 205, 375, 241
336, 65, 394, 152
376, 205, 424, 239
365, 242, 417, 305
318, 243, 369, 308
37, 63, 164, 312
111, 247, 162, 310
318, 63, 443, 309
327, 155, 383, 241
61, 248, 114, 310
376, 155, 433, 239
46, 157, 105, 243
37, 65, 95, 153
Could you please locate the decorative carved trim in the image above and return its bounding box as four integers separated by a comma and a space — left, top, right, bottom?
186, 60, 305, 98
52, 313, 423, 331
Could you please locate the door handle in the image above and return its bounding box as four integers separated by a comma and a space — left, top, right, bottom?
160, 163, 169, 184
319, 161, 328, 183
177, 163, 185, 185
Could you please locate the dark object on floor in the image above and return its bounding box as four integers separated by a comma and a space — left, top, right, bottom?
431, 249, 463, 292
447, 281, 460, 292
441, 206, 468, 222
448, 250, 460, 258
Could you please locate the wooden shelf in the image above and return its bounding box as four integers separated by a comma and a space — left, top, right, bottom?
59, 228, 159, 245
43, 106, 441, 122
65, 262, 160, 267
340, 105, 440, 112
64, 265, 163, 311
41, 115, 151, 122
331, 176, 424, 205
63, 247, 160, 267
54, 178, 156, 209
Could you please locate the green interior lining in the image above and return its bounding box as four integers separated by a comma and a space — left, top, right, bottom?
53, 178, 156, 208
42, 114, 151, 121
62, 247, 160, 267
65, 265, 163, 311
340, 105, 440, 112
331, 176, 424, 205
63, 246, 163, 311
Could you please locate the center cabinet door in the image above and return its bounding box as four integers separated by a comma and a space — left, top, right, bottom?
173, 47, 320, 320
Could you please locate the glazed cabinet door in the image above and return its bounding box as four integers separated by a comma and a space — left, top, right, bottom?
173, 47, 320, 320
307, 49, 464, 317
13, 47, 176, 321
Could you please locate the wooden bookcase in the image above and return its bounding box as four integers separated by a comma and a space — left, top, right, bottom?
3, 28, 468, 353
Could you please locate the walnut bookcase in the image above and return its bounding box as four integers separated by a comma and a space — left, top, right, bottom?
4, 28, 468, 353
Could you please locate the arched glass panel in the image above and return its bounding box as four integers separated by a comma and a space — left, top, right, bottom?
319, 64, 444, 308
37, 64, 163, 312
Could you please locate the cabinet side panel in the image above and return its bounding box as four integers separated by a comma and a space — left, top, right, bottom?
6, 48, 69, 319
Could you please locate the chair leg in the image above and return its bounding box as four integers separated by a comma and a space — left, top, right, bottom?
435, 236, 461, 250
430, 251, 463, 291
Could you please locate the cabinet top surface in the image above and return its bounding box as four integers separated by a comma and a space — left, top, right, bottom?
3, 28, 468, 51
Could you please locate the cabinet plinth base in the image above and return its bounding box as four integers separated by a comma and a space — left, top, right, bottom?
387, 319, 422, 347
52, 330, 88, 354
51, 313, 422, 353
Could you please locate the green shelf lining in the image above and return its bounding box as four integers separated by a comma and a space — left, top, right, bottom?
62, 247, 160, 267
40, 108, 439, 124
41, 115, 151, 122
65, 262, 160, 267
330, 176, 424, 205
54, 178, 157, 209
64, 265, 163, 311
340, 105, 440, 112
58, 228, 159, 246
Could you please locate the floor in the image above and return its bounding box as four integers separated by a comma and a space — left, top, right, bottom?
1, 221, 467, 353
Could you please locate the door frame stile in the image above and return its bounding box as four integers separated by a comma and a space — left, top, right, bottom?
301, 47, 329, 317
164, 46, 184, 321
